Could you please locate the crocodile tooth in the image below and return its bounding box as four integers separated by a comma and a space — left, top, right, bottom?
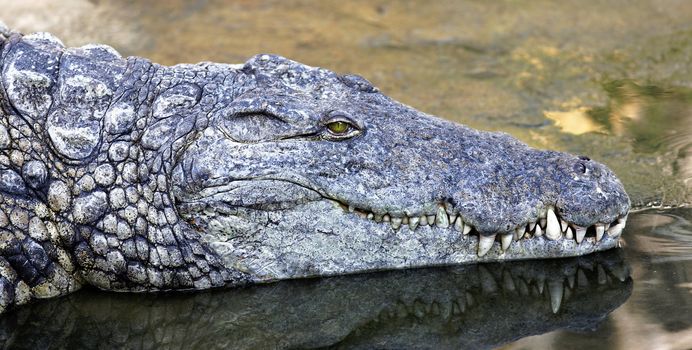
367, 213, 374, 220
503, 271, 516, 292
517, 278, 530, 296
448, 213, 457, 225
436, 206, 449, 228
545, 208, 562, 240
409, 217, 420, 231
348, 205, 355, 212
479, 265, 497, 293
462, 223, 472, 235
548, 280, 564, 314
383, 214, 390, 222
431, 302, 440, 316
513, 228, 523, 241
534, 224, 543, 237
597, 265, 607, 284
565, 226, 574, 240
413, 300, 425, 318
466, 292, 475, 307
577, 269, 588, 287
596, 224, 605, 241
608, 265, 628, 282
608, 225, 623, 237
529, 221, 537, 231
567, 274, 575, 289
607, 220, 625, 237
539, 218, 546, 229
452, 302, 461, 315
477, 234, 496, 257
375, 213, 383, 222
402, 216, 409, 225
391, 217, 402, 230
575, 227, 586, 243
440, 299, 452, 320
454, 216, 464, 231
419, 215, 428, 226
501, 233, 513, 252
427, 215, 435, 225
458, 293, 466, 310
560, 219, 568, 233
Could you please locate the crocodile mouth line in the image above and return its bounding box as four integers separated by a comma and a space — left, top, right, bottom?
177, 178, 627, 258
332, 200, 627, 257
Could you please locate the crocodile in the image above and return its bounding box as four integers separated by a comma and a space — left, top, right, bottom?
0, 25, 630, 314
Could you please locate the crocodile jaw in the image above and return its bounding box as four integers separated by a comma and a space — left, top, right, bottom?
179, 192, 626, 281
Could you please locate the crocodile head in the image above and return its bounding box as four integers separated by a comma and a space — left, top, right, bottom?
172, 54, 630, 280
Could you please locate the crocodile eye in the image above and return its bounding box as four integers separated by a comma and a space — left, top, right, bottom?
327, 121, 351, 135
322, 113, 361, 140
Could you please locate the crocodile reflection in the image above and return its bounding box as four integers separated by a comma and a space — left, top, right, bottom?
0, 250, 631, 349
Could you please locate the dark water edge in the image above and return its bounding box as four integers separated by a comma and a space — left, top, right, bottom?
1, 208, 690, 350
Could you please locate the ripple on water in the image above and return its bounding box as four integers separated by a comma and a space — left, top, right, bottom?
628, 209, 692, 261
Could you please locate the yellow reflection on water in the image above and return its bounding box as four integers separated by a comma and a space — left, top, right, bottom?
544, 107, 606, 135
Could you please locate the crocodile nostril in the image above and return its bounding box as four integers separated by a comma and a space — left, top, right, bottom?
578, 155, 591, 161
573, 162, 588, 174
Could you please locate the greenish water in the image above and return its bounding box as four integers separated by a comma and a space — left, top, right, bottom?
1, 0, 691, 349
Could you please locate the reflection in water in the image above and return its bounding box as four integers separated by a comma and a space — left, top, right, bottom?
0, 251, 631, 349
546, 80, 692, 200
604, 82, 692, 194
544, 107, 607, 135
623, 209, 692, 344
513, 208, 692, 350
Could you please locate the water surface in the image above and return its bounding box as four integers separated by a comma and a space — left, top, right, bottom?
0, 1, 691, 349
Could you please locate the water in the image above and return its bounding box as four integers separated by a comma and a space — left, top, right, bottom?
0, 1, 691, 349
